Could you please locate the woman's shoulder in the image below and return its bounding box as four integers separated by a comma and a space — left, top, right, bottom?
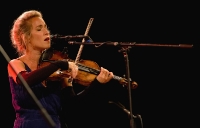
7, 57, 25, 71
8, 58, 23, 65
7, 57, 26, 79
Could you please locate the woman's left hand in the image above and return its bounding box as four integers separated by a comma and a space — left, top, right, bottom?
96, 67, 113, 84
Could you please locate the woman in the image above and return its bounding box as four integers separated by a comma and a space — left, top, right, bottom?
7, 10, 114, 128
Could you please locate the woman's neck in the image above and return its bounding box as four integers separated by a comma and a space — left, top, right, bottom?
25, 51, 41, 62
20, 51, 43, 70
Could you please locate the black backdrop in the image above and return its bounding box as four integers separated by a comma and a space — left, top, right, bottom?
0, 3, 199, 128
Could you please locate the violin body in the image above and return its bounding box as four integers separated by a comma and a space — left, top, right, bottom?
38, 48, 138, 89
38, 48, 100, 86
38, 48, 71, 81
75, 60, 100, 86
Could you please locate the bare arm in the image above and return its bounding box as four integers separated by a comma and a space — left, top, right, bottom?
7, 59, 27, 84
7, 59, 72, 86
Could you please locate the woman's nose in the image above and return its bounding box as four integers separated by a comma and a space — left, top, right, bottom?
44, 28, 50, 35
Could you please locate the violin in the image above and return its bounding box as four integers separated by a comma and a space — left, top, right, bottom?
38, 47, 138, 89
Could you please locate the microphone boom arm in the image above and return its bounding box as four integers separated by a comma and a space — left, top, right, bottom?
68, 41, 193, 48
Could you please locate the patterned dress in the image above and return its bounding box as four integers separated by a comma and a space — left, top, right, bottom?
9, 62, 63, 128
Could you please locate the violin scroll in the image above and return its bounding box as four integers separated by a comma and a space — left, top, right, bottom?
113, 75, 138, 89
118, 78, 138, 89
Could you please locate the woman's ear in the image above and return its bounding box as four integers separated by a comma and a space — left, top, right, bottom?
21, 34, 26, 43
21, 33, 31, 44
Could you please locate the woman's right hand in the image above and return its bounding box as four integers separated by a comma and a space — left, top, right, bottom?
68, 62, 78, 78
61, 77, 73, 88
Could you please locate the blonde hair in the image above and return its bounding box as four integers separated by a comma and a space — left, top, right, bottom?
10, 10, 43, 56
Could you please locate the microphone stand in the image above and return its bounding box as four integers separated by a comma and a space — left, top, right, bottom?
118, 46, 135, 128
0, 44, 56, 128
67, 41, 193, 128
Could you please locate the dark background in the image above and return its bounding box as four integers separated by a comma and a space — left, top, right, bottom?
0, 3, 199, 128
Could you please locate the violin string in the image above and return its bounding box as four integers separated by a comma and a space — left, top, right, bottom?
77, 63, 125, 82
77, 63, 100, 75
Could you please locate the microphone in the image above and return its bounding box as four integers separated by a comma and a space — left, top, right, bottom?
108, 101, 138, 118
50, 34, 89, 39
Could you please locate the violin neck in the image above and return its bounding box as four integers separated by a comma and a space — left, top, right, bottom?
77, 63, 122, 81
77, 63, 138, 89
77, 63, 99, 75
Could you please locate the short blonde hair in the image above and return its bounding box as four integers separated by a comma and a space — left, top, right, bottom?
10, 10, 43, 56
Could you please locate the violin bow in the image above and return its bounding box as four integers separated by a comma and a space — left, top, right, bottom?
74, 18, 94, 64
70, 18, 94, 82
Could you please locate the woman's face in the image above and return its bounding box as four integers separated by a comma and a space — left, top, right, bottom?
28, 17, 51, 52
